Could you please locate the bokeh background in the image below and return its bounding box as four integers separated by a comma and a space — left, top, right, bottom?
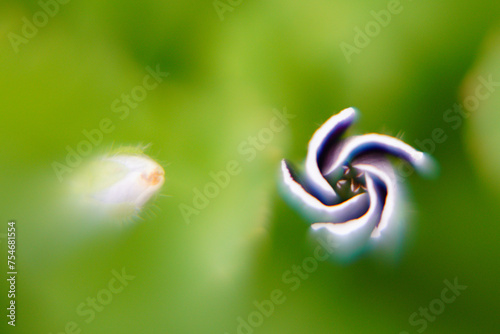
1, 0, 499, 333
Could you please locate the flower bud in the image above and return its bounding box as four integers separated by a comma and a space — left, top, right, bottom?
280, 107, 437, 260
70, 146, 165, 220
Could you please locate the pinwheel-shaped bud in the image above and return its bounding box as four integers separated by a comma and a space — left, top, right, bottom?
69, 146, 165, 220
280, 107, 436, 259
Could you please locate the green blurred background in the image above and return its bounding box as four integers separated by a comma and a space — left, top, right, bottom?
1, 0, 499, 333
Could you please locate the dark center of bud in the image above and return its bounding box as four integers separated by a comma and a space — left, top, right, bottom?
333, 164, 367, 200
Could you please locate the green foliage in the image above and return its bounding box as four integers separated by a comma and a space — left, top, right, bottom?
0, 1, 499, 333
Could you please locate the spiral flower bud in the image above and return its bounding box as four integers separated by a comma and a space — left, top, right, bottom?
280, 107, 436, 258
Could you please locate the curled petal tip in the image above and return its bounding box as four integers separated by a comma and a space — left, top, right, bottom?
342, 106, 359, 117
414, 152, 440, 179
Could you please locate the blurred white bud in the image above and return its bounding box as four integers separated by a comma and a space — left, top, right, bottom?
69, 146, 165, 220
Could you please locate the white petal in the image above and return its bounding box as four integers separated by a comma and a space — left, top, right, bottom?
280, 159, 369, 223
304, 107, 358, 204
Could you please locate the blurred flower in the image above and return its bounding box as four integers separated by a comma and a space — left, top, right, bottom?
70, 146, 165, 220
280, 107, 436, 257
